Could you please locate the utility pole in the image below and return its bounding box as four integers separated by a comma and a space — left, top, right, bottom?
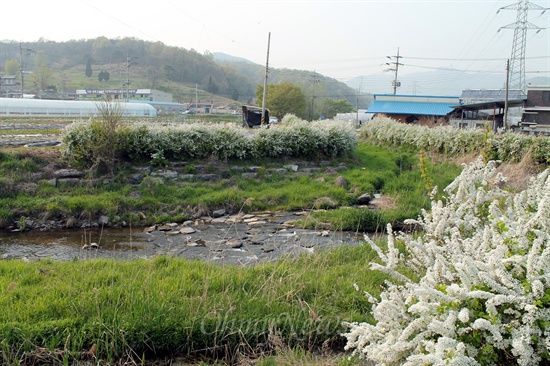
497, 0, 548, 95
125, 53, 137, 102
19, 43, 34, 98
309, 70, 320, 121
504, 59, 510, 130
385, 47, 403, 95
261, 32, 271, 126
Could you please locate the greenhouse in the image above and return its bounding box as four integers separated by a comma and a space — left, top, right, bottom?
0, 98, 157, 117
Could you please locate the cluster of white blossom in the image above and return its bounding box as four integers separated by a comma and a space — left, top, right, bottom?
255, 118, 357, 158
343, 158, 550, 365
361, 118, 550, 164
360, 118, 485, 156
63, 118, 357, 165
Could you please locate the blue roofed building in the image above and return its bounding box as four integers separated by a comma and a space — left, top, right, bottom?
366, 94, 460, 124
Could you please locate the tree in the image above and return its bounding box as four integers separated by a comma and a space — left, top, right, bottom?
231, 88, 239, 101
318, 99, 353, 119
255, 82, 307, 119
4, 59, 19, 76
146, 66, 160, 89
31, 52, 54, 93
85, 57, 92, 78
98, 70, 110, 82
162, 64, 177, 81
32, 65, 54, 93
207, 76, 219, 94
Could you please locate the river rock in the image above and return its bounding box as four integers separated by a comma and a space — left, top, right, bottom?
128, 173, 144, 184
16, 182, 37, 193
249, 235, 263, 245
313, 197, 337, 209
248, 221, 267, 226
226, 240, 242, 249
357, 193, 372, 204
152, 170, 178, 179
334, 176, 348, 188
57, 178, 81, 186
196, 174, 217, 180
262, 243, 277, 253
54, 169, 84, 178
144, 225, 156, 233
212, 209, 226, 218
187, 239, 205, 247
180, 227, 197, 234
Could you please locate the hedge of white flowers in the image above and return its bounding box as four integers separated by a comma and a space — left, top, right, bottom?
343, 159, 550, 365
62, 117, 357, 166
361, 118, 550, 164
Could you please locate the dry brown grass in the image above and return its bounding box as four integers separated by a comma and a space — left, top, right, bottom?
450, 151, 539, 192
495, 150, 539, 192
369, 195, 397, 210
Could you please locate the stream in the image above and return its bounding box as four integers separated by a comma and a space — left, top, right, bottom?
0, 211, 367, 265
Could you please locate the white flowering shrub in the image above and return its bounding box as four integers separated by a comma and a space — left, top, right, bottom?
253, 118, 356, 158
343, 159, 550, 365
63, 118, 357, 166
361, 118, 550, 164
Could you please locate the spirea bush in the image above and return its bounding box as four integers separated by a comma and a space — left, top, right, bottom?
343, 159, 550, 365
63, 118, 357, 167
361, 118, 550, 164
253, 118, 357, 159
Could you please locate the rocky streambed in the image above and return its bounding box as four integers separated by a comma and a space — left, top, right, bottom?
0, 210, 367, 265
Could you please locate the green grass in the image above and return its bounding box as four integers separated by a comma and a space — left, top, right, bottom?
0, 129, 62, 135
0, 142, 462, 231
0, 245, 384, 363
0, 136, 466, 363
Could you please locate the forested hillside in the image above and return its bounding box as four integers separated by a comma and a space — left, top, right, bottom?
0, 37, 372, 114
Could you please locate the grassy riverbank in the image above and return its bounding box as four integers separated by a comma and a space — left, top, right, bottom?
0, 244, 388, 365
0, 141, 460, 233
0, 116, 468, 364
2, 113, 548, 364
0, 142, 461, 364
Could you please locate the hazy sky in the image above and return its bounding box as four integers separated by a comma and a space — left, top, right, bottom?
1, 0, 549, 90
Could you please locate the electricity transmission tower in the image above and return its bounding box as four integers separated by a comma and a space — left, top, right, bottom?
497, 0, 548, 95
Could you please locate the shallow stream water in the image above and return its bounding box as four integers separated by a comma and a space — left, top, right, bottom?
0, 212, 367, 265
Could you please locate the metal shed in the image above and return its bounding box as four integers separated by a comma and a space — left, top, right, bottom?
0, 98, 157, 117
367, 94, 460, 123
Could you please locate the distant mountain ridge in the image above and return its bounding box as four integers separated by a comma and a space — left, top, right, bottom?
0, 38, 368, 110
344, 69, 550, 96
212, 52, 257, 65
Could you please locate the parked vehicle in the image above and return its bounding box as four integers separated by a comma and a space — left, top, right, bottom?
242, 105, 270, 128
